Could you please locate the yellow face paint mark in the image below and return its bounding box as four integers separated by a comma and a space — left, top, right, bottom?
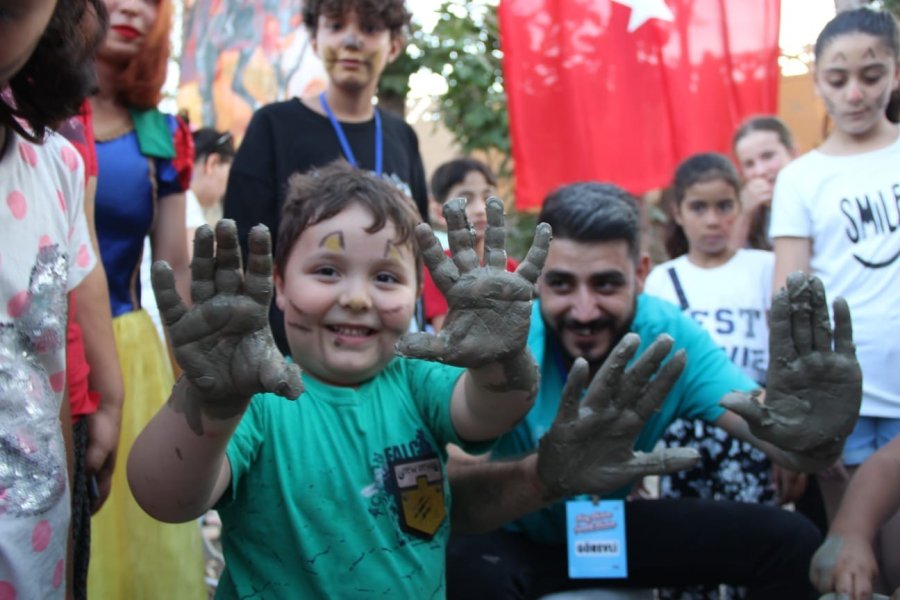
320, 231, 345, 252
384, 240, 403, 261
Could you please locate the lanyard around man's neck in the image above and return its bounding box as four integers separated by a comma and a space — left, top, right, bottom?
319, 92, 383, 175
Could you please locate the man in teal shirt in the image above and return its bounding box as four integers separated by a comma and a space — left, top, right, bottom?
446, 182, 862, 599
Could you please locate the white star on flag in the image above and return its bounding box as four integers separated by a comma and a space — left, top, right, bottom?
611, 0, 674, 32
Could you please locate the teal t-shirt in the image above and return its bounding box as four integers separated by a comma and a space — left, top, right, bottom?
216, 357, 483, 598
492, 294, 757, 543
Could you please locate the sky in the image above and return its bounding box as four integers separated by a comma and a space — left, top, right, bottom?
780, 1, 835, 74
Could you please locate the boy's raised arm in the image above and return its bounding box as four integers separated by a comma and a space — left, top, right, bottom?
127, 221, 302, 523
398, 198, 550, 441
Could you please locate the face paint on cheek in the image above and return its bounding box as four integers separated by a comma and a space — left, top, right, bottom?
285, 298, 313, 331
320, 46, 338, 66
821, 95, 838, 116
366, 46, 385, 72
381, 303, 414, 332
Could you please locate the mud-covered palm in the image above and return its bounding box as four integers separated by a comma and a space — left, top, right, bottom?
721, 273, 862, 458
152, 220, 302, 429
536, 334, 699, 499
397, 197, 551, 367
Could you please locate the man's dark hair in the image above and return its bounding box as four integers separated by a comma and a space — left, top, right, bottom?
276, 160, 423, 281
303, 0, 411, 36
430, 158, 497, 204
538, 182, 642, 263
1, 0, 109, 143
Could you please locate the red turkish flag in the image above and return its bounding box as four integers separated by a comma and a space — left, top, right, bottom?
500, 0, 781, 210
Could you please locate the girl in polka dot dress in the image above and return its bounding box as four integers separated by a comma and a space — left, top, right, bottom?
0, 1, 102, 598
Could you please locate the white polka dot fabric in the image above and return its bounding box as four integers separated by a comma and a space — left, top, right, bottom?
0, 131, 95, 599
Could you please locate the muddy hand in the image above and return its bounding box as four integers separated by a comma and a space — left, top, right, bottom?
537, 334, 698, 499
152, 220, 302, 433
397, 197, 551, 368
721, 273, 861, 459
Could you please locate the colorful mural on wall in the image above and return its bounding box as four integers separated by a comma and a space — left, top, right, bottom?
178, 0, 327, 139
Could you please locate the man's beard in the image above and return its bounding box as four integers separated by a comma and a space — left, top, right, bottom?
548, 305, 636, 373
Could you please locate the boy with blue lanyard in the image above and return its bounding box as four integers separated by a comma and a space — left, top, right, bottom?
445, 182, 865, 599
224, 0, 427, 356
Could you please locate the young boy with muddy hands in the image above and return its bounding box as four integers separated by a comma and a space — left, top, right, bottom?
126, 162, 552, 597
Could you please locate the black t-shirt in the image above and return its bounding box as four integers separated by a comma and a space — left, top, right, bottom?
223, 98, 428, 356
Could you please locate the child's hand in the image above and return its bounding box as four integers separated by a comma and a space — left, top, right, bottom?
741, 177, 774, 211
770, 464, 808, 505
721, 273, 862, 462
152, 221, 302, 432
536, 334, 698, 499
398, 197, 551, 368
810, 533, 879, 600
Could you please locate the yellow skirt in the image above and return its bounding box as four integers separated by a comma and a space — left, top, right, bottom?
88, 310, 206, 600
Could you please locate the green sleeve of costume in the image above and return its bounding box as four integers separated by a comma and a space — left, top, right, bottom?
129, 108, 175, 159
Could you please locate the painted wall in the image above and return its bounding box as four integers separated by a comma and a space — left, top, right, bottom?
177, 0, 327, 139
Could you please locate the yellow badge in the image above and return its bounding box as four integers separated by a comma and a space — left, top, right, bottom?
394, 457, 446, 539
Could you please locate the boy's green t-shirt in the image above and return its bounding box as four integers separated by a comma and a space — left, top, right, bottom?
215, 357, 487, 598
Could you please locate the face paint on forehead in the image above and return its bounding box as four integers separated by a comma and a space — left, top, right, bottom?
827, 47, 880, 63
384, 240, 404, 261
320, 231, 345, 252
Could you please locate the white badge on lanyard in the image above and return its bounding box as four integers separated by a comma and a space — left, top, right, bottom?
566, 499, 628, 578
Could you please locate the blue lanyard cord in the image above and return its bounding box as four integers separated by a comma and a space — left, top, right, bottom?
319, 92, 383, 175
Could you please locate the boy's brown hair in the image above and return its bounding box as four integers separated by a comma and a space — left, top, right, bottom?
276, 160, 423, 282
302, 0, 411, 37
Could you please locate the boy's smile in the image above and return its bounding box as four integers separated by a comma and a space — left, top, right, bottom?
275, 203, 418, 386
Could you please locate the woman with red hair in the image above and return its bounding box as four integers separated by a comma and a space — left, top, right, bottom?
87, 1, 205, 597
